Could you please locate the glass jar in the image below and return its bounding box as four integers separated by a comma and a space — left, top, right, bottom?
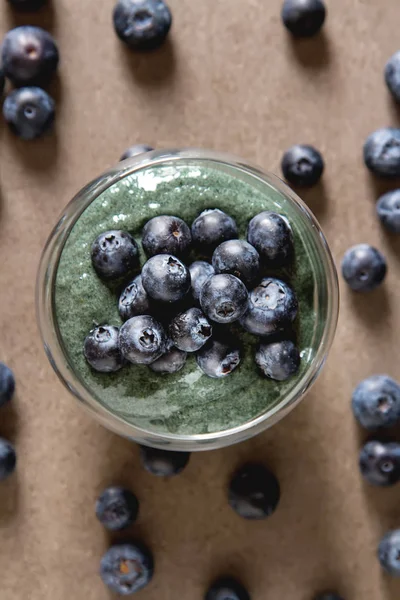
36, 148, 339, 451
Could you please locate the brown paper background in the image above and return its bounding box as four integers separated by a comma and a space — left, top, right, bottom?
1, 0, 400, 598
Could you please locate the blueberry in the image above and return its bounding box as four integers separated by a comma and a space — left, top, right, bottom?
189, 261, 215, 302
119, 315, 166, 365
200, 274, 248, 324
91, 230, 139, 281
196, 339, 241, 379
247, 212, 293, 266
0, 70, 4, 97
359, 440, 400, 487
119, 275, 151, 321
113, 0, 172, 50
0, 438, 17, 481
240, 278, 298, 336
281, 0, 326, 37
96, 486, 139, 531
120, 144, 154, 161
205, 577, 250, 600
191, 209, 238, 254
363, 128, 400, 177
341, 244, 387, 292
352, 375, 400, 430
141, 254, 191, 303
148, 340, 187, 374
2, 26, 59, 86
6, 0, 46, 9
3, 87, 55, 140
139, 445, 190, 476
385, 51, 400, 103
169, 307, 212, 352
378, 530, 400, 576
313, 594, 345, 600
228, 463, 280, 520
100, 541, 154, 594
281, 144, 324, 187
142, 215, 192, 258
84, 325, 125, 373
255, 340, 300, 381
376, 189, 400, 234
212, 240, 260, 288
0, 363, 15, 408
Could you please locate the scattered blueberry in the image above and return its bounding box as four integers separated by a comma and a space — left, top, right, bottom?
359, 440, 400, 487
205, 577, 251, 600
7, 0, 46, 9
100, 541, 154, 594
196, 339, 241, 379
0, 438, 17, 481
228, 463, 280, 520
378, 529, 400, 576
281, 144, 324, 187
385, 51, 400, 103
281, 0, 326, 37
84, 325, 125, 373
113, 0, 172, 50
119, 275, 151, 321
141, 254, 191, 302
212, 240, 260, 288
148, 340, 187, 374
352, 375, 400, 430
341, 244, 387, 292
189, 260, 215, 302
119, 315, 166, 365
96, 486, 139, 531
247, 212, 293, 266
169, 307, 212, 352
0, 363, 15, 408
1, 26, 59, 86
240, 278, 298, 336
191, 209, 238, 254
363, 128, 400, 177
139, 445, 190, 476
142, 215, 192, 258
200, 274, 248, 324
313, 594, 345, 600
91, 230, 139, 281
255, 340, 300, 381
120, 144, 154, 161
376, 189, 400, 234
3, 87, 55, 140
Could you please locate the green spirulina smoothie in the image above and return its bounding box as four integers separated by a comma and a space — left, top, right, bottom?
55, 161, 316, 435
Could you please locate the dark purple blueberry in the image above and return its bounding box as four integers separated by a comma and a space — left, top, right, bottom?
141, 254, 191, 303
139, 445, 190, 476
281, 144, 324, 187
200, 274, 248, 324
142, 215, 192, 258
0, 363, 15, 408
119, 275, 151, 321
191, 209, 238, 254
84, 325, 125, 373
228, 464, 280, 520
119, 315, 166, 365
120, 144, 154, 161
148, 341, 187, 374
281, 0, 326, 37
341, 244, 387, 292
0, 438, 17, 481
255, 340, 300, 381
247, 212, 293, 266
95, 486, 139, 531
91, 230, 139, 281
1, 26, 59, 86
385, 51, 400, 103
7, 0, 46, 9
3, 87, 55, 140
363, 128, 400, 177
212, 240, 260, 288
240, 278, 298, 336
196, 339, 241, 379
169, 308, 212, 352
189, 261, 215, 302
313, 593, 345, 600
378, 530, 400, 576
376, 189, 400, 234
352, 375, 400, 430
359, 440, 400, 487
113, 0, 172, 51
205, 577, 250, 600
100, 542, 154, 594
